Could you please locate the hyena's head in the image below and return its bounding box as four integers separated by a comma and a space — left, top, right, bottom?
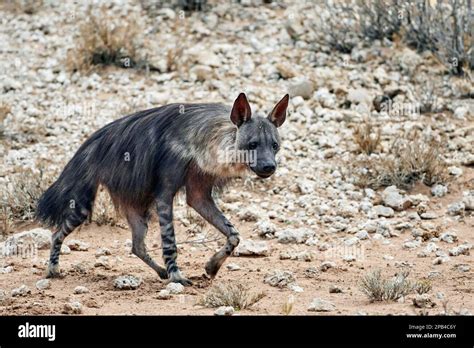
230, 93, 289, 178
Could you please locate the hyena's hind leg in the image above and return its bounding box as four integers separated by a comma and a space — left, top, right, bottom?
47, 210, 89, 278
185, 172, 240, 278
125, 209, 168, 280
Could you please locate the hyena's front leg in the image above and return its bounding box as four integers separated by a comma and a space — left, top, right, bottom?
186, 183, 240, 278
156, 198, 193, 286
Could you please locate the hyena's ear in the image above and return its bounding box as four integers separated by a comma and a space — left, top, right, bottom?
230, 93, 252, 127
268, 94, 289, 128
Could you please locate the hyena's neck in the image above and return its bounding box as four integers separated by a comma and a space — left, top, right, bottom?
193, 117, 248, 178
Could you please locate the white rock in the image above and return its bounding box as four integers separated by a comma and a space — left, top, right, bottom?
440, 231, 458, 243
308, 298, 336, 312
463, 196, 474, 210
3, 228, 52, 256
36, 279, 51, 290
355, 230, 369, 240
264, 270, 295, 288
447, 201, 465, 215
255, 219, 277, 237
373, 205, 395, 218
226, 263, 241, 271
448, 166, 463, 176
63, 301, 83, 314
431, 184, 448, 197
214, 306, 234, 316
157, 289, 171, 300
0, 266, 14, 274
61, 244, 71, 255
382, 186, 412, 211
11, 285, 30, 297
289, 78, 314, 99
166, 282, 184, 294
319, 261, 336, 272
403, 240, 421, 249
449, 243, 472, 256
288, 283, 304, 293
114, 275, 142, 290
67, 239, 90, 251
74, 286, 90, 294
234, 240, 270, 256
344, 237, 359, 246
275, 228, 314, 244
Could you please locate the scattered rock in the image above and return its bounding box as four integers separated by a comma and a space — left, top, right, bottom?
2, 228, 52, 256
373, 205, 395, 218
308, 298, 336, 312
226, 263, 241, 271
279, 250, 313, 262
255, 219, 277, 238
214, 306, 234, 316
454, 264, 470, 272
447, 202, 465, 216
329, 285, 343, 293
381, 186, 412, 211
157, 289, 172, 300
94, 256, 111, 269
288, 283, 304, 293
11, 285, 30, 297
166, 282, 184, 294
63, 301, 83, 314
289, 78, 314, 99
95, 247, 111, 256
449, 243, 472, 256
0, 266, 14, 274
463, 195, 474, 210
67, 239, 90, 251
355, 230, 369, 240
413, 294, 435, 308
319, 261, 336, 272
114, 275, 142, 290
440, 231, 458, 244
275, 228, 314, 244
234, 240, 270, 256
74, 286, 90, 294
36, 279, 51, 291
61, 244, 71, 255
431, 184, 447, 197
264, 270, 295, 288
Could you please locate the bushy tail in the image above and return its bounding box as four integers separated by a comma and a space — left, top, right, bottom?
36, 151, 98, 229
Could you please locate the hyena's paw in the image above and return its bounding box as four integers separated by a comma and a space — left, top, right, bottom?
168, 271, 193, 286
157, 268, 169, 280
45, 264, 63, 279
205, 258, 223, 279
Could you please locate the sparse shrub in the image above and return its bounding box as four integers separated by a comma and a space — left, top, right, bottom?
281, 295, 295, 315
353, 118, 381, 155
67, 7, 146, 73
0, 169, 51, 231
198, 281, 265, 310
360, 269, 413, 302
357, 0, 403, 41
413, 279, 432, 295
352, 133, 449, 190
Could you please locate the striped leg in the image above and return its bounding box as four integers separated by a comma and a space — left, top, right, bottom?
47, 211, 88, 278
186, 179, 240, 278
126, 210, 168, 280
156, 198, 192, 286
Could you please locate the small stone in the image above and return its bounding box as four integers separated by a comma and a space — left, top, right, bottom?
382, 186, 412, 211
403, 240, 421, 249
420, 212, 437, 220
63, 301, 83, 314
455, 264, 470, 272
0, 266, 14, 274
413, 294, 435, 308
74, 286, 90, 294
449, 243, 472, 256
67, 239, 90, 251
114, 275, 142, 290
11, 285, 30, 297
289, 78, 314, 99
255, 219, 277, 238
355, 230, 369, 240
374, 205, 395, 218
96, 247, 111, 256
61, 244, 71, 255
447, 202, 465, 215
288, 283, 304, 293
234, 240, 270, 256
36, 279, 51, 291
226, 263, 241, 271
329, 285, 343, 293
166, 282, 185, 294
440, 231, 458, 243
433, 256, 450, 265
214, 306, 234, 316
448, 166, 462, 176
94, 256, 111, 269
157, 289, 172, 300
264, 270, 295, 288
344, 237, 359, 246
275, 228, 314, 244
308, 298, 336, 312
319, 261, 336, 272
431, 184, 447, 197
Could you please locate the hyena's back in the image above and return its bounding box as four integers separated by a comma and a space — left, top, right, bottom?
36, 102, 234, 227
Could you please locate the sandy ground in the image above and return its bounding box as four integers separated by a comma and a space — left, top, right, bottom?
1, 171, 472, 316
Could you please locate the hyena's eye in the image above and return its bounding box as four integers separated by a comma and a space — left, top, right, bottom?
248, 142, 258, 150
272, 142, 279, 150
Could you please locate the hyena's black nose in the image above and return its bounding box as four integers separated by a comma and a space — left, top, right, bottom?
263, 164, 276, 174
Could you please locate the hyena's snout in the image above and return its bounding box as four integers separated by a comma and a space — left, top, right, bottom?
253, 159, 276, 178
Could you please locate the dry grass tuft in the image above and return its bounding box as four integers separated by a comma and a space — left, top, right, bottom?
413, 279, 432, 295
281, 295, 295, 315
0, 102, 12, 140
352, 133, 449, 190
360, 269, 416, 302
353, 118, 381, 155
198, 281, 265, 310
67, 7, 146, 73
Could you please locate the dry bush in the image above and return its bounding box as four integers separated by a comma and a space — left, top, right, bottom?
0, 168, 51, 234
198, 281, 265, 310
360, 269, 415, 302
357, 0, 403, 41
353, 118, 381, 155
281, 295, 295, 315
352, 133, 449, 190
413, 279, 432, 295
67, 7, 146, 73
